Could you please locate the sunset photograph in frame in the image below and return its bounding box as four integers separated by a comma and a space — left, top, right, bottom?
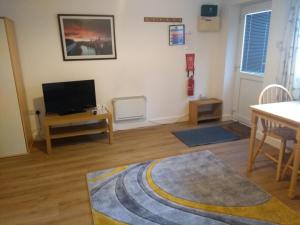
58, 14, 117, 60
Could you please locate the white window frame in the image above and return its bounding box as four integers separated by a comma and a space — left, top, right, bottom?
238, 1, 272, 78
240, 10, 272, 76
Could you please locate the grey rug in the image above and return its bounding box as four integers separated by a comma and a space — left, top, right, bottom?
86, 150, 299, 225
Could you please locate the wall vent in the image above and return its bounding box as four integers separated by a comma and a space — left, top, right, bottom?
112, 96, 146, 121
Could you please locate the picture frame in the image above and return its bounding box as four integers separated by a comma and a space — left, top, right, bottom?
57, 14, 117, 61
169, 24, 185, 46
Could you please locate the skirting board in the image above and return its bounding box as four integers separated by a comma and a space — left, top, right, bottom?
149, 114, 188, 124
235, 115, 250, 126
0, 152, 27, 159
114, 113, 232, 131
222, 114, 233, 121
114, 114, 188, 131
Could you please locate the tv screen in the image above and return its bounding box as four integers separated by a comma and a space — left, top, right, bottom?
42, 80, 96, 115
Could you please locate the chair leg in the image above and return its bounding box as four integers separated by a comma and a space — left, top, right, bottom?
252, 133, 267, 163
276, 140, 286, 181
281, 150, 295, 180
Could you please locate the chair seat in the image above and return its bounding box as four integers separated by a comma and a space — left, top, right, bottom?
267, 127, 296, 141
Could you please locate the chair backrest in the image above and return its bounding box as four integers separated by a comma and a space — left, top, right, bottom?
259, 84, 293, 104
258, 84, 293, 130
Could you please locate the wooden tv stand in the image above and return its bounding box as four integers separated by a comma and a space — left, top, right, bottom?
43, 110, 113, 154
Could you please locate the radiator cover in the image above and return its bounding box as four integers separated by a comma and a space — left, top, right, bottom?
112, 96, 146, 121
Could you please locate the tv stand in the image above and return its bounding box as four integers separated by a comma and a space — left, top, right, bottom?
43, 109, 113, 154
58, 109, 86, 115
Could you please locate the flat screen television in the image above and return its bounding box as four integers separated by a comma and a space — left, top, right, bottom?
42, 80, 96, 115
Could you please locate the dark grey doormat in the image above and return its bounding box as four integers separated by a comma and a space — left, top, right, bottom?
172, 122, 250, 147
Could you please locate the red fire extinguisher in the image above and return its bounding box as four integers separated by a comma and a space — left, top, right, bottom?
186, 54, 195, 96
187, 76, 194, 96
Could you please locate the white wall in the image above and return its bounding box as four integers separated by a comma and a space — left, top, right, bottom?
0, 0, 229, 137
0, 0, 287, 139
207, 3, 240, 120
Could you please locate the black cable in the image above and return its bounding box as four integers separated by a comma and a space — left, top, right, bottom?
36, 110, 42, 138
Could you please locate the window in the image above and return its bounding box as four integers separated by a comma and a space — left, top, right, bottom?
241, 11, 272, 75
293, 36, 300, 98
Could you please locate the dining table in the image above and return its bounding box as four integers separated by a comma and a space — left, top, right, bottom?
247, 101, 300, 199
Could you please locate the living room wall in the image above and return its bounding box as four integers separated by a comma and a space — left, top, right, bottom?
0, 0, 229, 137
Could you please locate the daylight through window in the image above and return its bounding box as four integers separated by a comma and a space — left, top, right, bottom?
241, 11, 272, 75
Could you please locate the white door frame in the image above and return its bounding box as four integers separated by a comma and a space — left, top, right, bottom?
232, 1, 272, 125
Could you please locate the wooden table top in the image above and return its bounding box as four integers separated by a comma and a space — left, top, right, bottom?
44, 110, 111, 125
250, 101, 300, 126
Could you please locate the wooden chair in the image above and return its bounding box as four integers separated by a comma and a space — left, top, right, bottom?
251, 84, 296, 181
281, 142, 300, 180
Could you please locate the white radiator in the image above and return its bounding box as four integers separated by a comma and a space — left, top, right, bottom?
112, 96, 146, 121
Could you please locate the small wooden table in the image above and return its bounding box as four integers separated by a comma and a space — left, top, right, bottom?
44, 110, 113, 154
248, 101, 300, 199
189, 98, 222, 125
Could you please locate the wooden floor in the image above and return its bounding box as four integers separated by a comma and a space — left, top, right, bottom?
0, 122, 300, 225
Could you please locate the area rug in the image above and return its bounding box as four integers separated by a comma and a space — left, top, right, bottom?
86, 151, 300, 225
172, 125, 242, 147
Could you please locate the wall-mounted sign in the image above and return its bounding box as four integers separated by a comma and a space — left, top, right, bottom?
169, 24, 185, 46
144, 17, 182, 23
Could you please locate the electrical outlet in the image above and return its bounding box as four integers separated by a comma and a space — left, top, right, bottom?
28, 110, 41, 115
28, 110, 36, 115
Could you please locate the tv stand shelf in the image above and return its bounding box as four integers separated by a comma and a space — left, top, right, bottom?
44, 110, 113, 154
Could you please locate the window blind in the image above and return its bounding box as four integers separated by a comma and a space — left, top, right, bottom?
241, 11, 271, 75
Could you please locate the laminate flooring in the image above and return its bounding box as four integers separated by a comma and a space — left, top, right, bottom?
0, 122, 299, 225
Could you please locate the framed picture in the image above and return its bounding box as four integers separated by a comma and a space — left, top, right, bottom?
169, 24, 185, 46
57, 14, 117, 61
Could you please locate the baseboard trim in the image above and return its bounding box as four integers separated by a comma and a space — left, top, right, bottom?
114, 114, 188, 131
236, 115, 250, 126
0, 152, 28, 159
222, 114, 233, 121
149, 114, 188, 124
114, 113, 235, 131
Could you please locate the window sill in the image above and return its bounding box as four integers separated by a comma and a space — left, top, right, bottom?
240, 71, 264, 77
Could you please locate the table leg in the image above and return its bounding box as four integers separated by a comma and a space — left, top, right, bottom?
247, 112, 258, 175
108, 113, 113, 144
44, 124, 52, 154
288, 129, 300, 199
